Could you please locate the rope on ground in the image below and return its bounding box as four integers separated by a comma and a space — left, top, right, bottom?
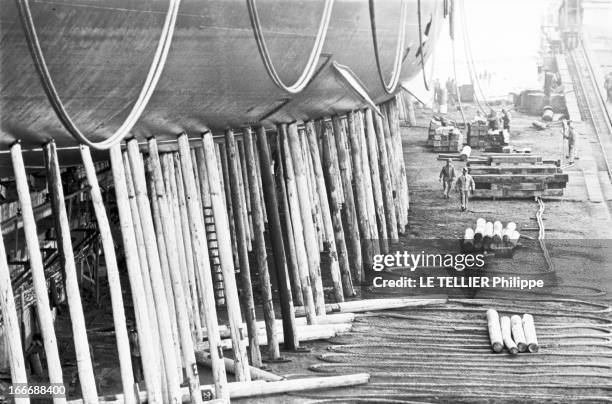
536, 196, 555, 272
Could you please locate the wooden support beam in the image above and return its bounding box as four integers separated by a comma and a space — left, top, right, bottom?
355, 111, 380, 254
318, 120, 355, 297
304, 121, 344, 302
122, 151, 163, 366
148, 138, 203, 403
386, 98, 409, 232
225, 129, 262, 367
294, 297, 448, 316
44, 141, 98, 403
237, 140, 255, 246
218, 143, 239, 267
331, 116, 362, 284
181, 150, 210, 324
81, 146, 135, 403
347, 111, 374, 281
0, 223, 28, 404
273, 129, 303, 307
235, 140, 252, 250
286, 123, 326, 315
256, 126, 301, 345
67, 374, 370, 404
109, 145, 163, 403
11, 143, 65, 404
381, 103, 402, 234
145, 161, 182, 378
161, 153, 201, 341
126, 139, 182, 401
374, 111, 399, 240
364, 109, 389, 252
196, 355, 284, 382
278, 125, 317, 324
243, 127, 281, 360
176, 134, 229, 400
201, 132, 252, 381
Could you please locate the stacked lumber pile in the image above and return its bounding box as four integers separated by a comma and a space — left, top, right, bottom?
467, 123, 510, 150
468, 154, 568, 198
462, 218, 520, 257
427, 125, 463, 152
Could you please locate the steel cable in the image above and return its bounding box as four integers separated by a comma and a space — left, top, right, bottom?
246, 0, 334, 94
14, 0, 181, 149
369, 0, 408, 93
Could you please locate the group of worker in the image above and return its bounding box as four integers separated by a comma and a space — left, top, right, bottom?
439, 159, 475, 212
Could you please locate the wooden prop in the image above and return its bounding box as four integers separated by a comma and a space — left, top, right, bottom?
274, 127, 304, 307
44, 142, 98, 403
176, 133, 229, 400
319, 120, 355, 296
126, 139, 181, 401
81, 145, 135, 402
218, 143, 239, 267
161, 153, 201, 340
67, 374, 370, 404
356, 111, 379, 253
304, 121, 344, 301
286, 123, 325, 315
0, 223, 28, 403
148, 138, 203, 403
256, 126, 301, 345
196, 355, 284, 382
146, 162, 181, 378
11, 143, 65, 404
347, 111, 374, 279
201, 132, 252, 381
225, 129, 262, 367
388, 98, 410, 231
522, 314, 539, 353
380, 104, 401, 234
331, 116, 362, 282
278, 125, 317, 324
364, 109, 389, 251
109, 145, 163, 403
510, 315, 528, 352
294, 297, 447, 316
486, 309, 504, 353
122, 151, 162, 363
243, 127, 281, 359
373, 111, 399, 240
237, 141, 255, 245
500, 316, 519, 355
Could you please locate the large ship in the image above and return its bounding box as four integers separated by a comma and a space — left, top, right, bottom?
1, 0, 446, 156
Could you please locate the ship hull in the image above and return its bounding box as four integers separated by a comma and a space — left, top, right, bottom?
0, 0, 444, 151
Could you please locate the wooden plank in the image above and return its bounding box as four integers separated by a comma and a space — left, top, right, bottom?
374, 111, 398, 240
294, 297, 447, 316
11, 143, 66, 404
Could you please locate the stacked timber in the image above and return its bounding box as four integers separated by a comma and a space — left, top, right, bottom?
486, 309, 539, 354
468, 154, 568, 198
427, 125, 464, 152
467, 123, 510, 150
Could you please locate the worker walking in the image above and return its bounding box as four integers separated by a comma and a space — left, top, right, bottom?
439, 158, 456, 199
455, 167, 475, 212
564, 120, 579, 163
501, 108, 511, 132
